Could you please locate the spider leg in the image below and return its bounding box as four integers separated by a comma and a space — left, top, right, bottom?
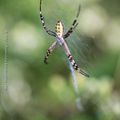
40, 0, 56, 37
63, 5, 80, 39
62, 41, 89, 77
44, 41, 57, 64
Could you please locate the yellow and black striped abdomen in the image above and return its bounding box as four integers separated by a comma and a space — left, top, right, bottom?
55, 21, 64, 37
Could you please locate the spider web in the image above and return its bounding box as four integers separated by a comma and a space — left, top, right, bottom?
65, 30, 101, 110
0, 29, 13, 119
66, 30, 100, 76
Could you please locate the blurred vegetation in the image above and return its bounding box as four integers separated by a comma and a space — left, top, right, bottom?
0, 0, 120, 120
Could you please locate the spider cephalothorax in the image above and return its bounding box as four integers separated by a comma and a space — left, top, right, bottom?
40, 0, 89, 77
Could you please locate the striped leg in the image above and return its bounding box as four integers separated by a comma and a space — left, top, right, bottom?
44, 41, 57, 64
40, 0, 56, 37
67, 54, 89, 77
62, 41, 89, 77
63, 5, 80, 39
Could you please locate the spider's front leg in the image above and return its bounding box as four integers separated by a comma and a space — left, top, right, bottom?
44, 41, 57, 64
62, 40, 89, 77
63, 5, 80, 39
40, 0, 56, 37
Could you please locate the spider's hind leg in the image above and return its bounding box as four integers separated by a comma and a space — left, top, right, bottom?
62, 41, 89, 77
68, 54, 89, 77
44, 41, 57, 64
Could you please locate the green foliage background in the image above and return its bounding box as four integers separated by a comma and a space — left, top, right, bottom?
0, 0, 120, 120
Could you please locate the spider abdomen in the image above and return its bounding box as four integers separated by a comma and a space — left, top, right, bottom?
55, 21, 64, 37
